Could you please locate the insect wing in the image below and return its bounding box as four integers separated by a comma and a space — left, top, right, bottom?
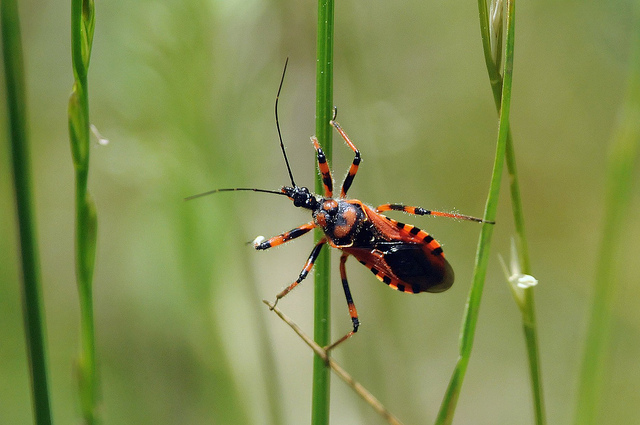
345, 243, 454, 293
347, 204, 455, 293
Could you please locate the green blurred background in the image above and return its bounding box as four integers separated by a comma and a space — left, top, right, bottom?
2, 0, 639, 424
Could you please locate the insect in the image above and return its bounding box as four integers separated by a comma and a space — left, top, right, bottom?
187, 60, 494, 351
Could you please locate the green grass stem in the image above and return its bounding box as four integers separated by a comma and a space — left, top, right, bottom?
574, 24, 640, 425
69, 0, 99, 423
478, 0, 547, 423
435, 0, 516, 423
2, 1, 54, 424
312, 1, 335, 423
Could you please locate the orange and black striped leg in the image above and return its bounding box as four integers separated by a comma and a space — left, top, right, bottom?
330, 120, 361, 198
310, 136, 333, 197
375, 204, 494, 224
325, 253, 360, 352
254, 222, 316, 250
271, 239, 326, 309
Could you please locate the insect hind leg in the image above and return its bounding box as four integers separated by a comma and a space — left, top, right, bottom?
376, 203, 493, 224
325, 253, 360, 352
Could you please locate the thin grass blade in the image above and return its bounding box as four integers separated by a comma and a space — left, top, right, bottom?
2, 1, 54, 423
435, 1, 516, 423
312, 1, 335, 423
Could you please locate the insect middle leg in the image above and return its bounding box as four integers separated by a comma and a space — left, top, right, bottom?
271, 238, 326, 308
325, 252, 360, 352
375, 204, 493, 224
330, 118, 361, 198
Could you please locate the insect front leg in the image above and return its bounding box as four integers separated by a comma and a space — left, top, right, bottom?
310, 136, 334, 198
254, 222, 316, 250
271, 239, 326, 308
325, 253, 360, 352
330, 119, 361, 198
375, 204, 494, 224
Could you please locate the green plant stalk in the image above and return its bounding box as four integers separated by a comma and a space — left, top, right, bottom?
502, 150, 544, 425
69, 0, 98, 423
478, 3, 532, 278
478, 0, 546, 423
312, 0, 334, 424
574, 26, 640, 425
2, 2, 54, 424
435, 1, 515, 423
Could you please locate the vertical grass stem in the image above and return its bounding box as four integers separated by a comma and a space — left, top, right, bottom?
478, 0, 547, 423
312, 1, 335, 424
435, 1, 515, 423
2, 1, 54, 424
69, 0, 99, 423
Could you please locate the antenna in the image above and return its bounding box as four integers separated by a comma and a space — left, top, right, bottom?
185, 187, 289, 201
275, 58, 296, 187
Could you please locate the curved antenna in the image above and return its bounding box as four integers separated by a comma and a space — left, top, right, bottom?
185, 187, 289, 201
275, 58, 296, 187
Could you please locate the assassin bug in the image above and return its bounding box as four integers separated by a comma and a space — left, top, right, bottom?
187, 60, 494, 351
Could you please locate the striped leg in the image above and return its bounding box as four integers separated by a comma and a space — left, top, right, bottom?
330, 119, 361, 198
271, 239, 326, 308
325, 253, 360, 352
375, 203, 493, 224
254, 222, 316, 250
311, 136, 333, 197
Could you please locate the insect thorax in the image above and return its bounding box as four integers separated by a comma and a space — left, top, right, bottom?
313, 199, 371, 247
